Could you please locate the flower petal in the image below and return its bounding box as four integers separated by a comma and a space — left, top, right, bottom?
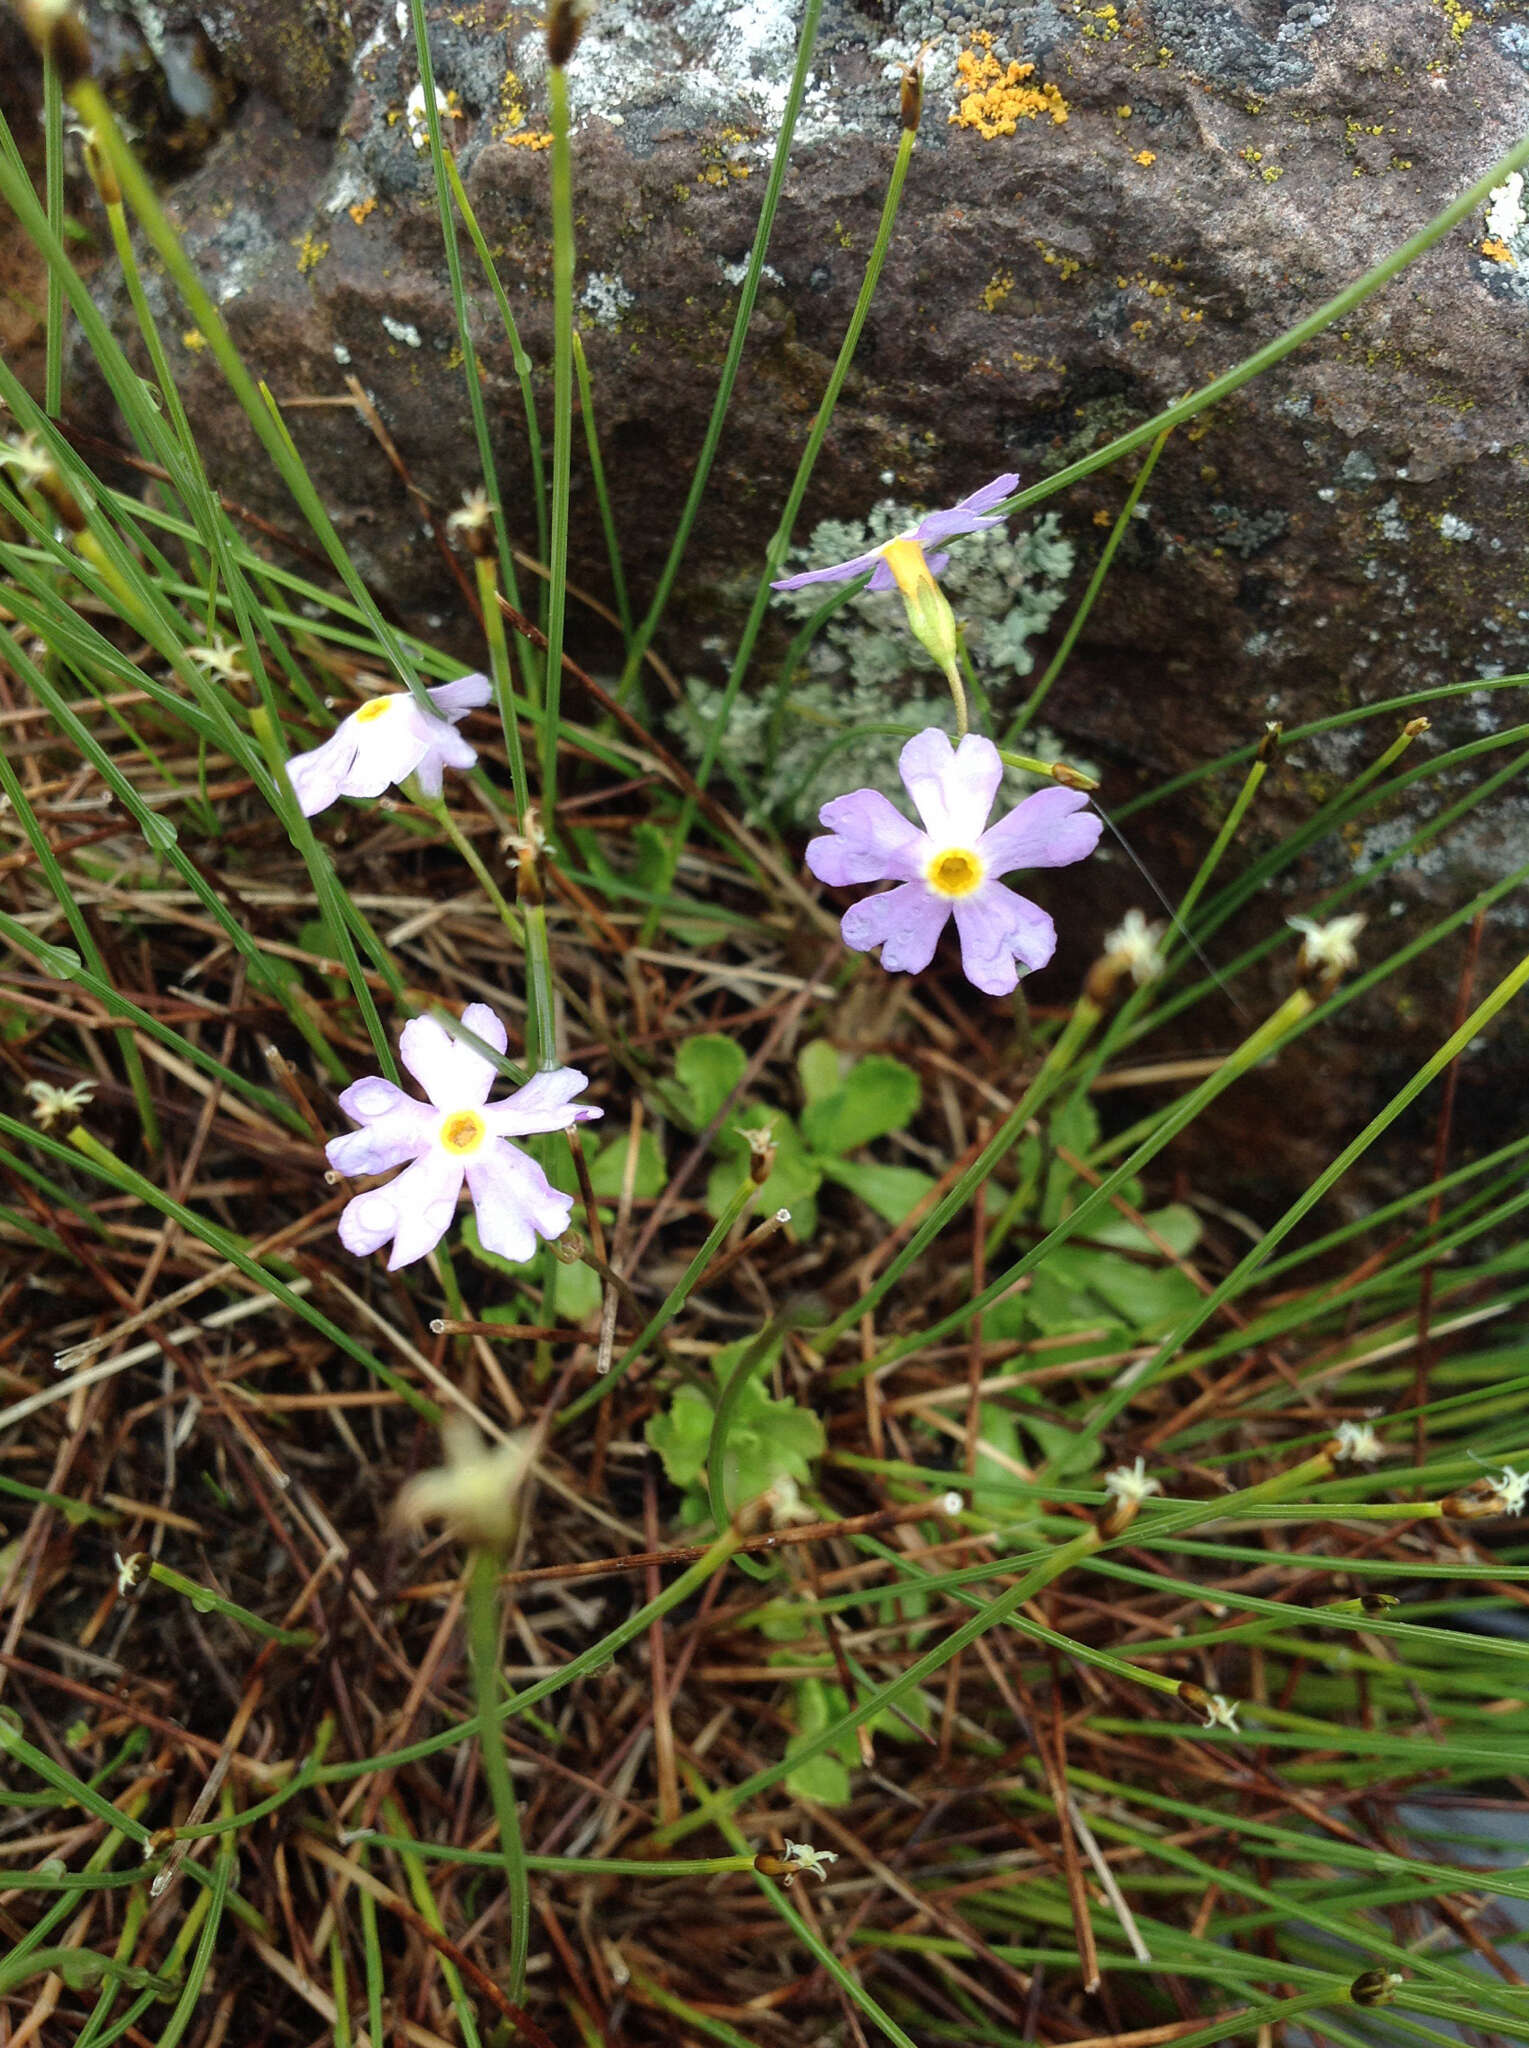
975, 786, 1103, 875
898, 729, 1002, 844
334, 705, 435, 801
427, 671, 494, 719
410, 722, 478, 797
840, 882, 950, 976
327, 1105, 433, 1176
400, 1012, 502, 1109
337, 1147, 464, 1269
807, 789, 926, 886
772, 544, 886, 591
484, 1066, 601, 1138
285, 723, 361, 818
952, 882, 1057, 995
466, 1139, 575, 1263
911, 472, 1019, 545
337, 1073, 420, 1124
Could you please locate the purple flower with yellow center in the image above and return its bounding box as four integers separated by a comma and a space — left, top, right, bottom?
326, 1003, 601, 1270
771, 474, 1019, 687
807, 729, 1102, 997
285, 672, 492, 818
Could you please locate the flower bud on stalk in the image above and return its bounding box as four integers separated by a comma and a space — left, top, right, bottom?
900, 48, 927, 133
81, 130, 120, 206
19, 0, 92, 86
546, 0, 593, 66
1084, 908, 1166, 1010
447, 489, 496, 561
1349, 1970, 1402, 2009
516, 803, 546, 907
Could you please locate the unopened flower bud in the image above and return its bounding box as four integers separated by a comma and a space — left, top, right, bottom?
553, 1228, 584, 1265
1403, 716, 1430, 740
1257, 719, 1283, 763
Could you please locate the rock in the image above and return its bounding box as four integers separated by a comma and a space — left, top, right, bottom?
53, 0, 1529, 1196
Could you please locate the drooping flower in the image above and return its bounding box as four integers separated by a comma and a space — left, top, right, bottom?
394, 1416, 537, 1551
806, 728, 1101, 997
772, 473, 1019, 685
772, 474, 1019, 596
285, 673, 493, 818
326, 1003, 601, 1270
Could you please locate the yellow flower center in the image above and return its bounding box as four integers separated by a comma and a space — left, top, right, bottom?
879, 535, 934, 604
439, 1109, 488, 1156
927, 846, 984, 898
355, 696, 396, 724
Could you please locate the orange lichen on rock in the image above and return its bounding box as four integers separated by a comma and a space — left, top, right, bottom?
1481, 236, 1513, 263
950, 44, 1069, 136
504, 130, 553, 150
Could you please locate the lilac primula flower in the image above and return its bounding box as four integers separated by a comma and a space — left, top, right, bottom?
806, 729, 1102, 997
771, 474, 1019, 596
286, 673, 493, 817
326, 1003, 602, 1270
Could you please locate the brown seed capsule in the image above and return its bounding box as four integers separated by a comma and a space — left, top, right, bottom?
546, 0, 592, 67
900, 50, 925, 133
1256, 719, 1283, 763
1402, 716, 1431, 739
1349, 1968, 1400, 2008
81, 132, 120, 207
20, 0, 92, 87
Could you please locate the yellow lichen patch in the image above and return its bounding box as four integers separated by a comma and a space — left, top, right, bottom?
505, 130, 553, 150
295, 232, 330, 275
1482, 237, 1514, 263
348, 195, 377, 226
181, 328, 206, 352
1436, 0, 1472, 36
1079, 4, 1120, 39
950, 44, 1069, 137
981, 269, 1014, 311
1134, 149, 1156, 165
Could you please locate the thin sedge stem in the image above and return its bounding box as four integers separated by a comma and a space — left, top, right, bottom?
641, 114, 920, 941
541, 59, 575, 822
466, 1548, 530, 2001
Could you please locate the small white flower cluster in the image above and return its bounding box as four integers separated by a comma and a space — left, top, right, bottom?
25, 1078, 95, 1128
1103, 1458, 1163, 1508
1103, 909, 1167, 987
776, 1840, 838, 1886
1288, 912, 1366, 982
1200, 1693, 1240, 1733
1331, 1421, 1386, 1465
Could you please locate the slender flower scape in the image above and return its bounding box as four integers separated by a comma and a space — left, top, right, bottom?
326, 1004, 601, 1270
806, 728, 1102, 996
285, 673, 493, 817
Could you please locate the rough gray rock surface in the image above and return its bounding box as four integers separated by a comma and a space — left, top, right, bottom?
55, 0, 1529, 1196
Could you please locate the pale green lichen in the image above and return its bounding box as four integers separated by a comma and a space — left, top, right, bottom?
672, 499, 1080, 826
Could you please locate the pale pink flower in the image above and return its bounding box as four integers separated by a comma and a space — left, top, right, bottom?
326, 1003, 601, 1270
771, 474, 1019, 594
286, 673, 492, 817
806, 729, 1101, 997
